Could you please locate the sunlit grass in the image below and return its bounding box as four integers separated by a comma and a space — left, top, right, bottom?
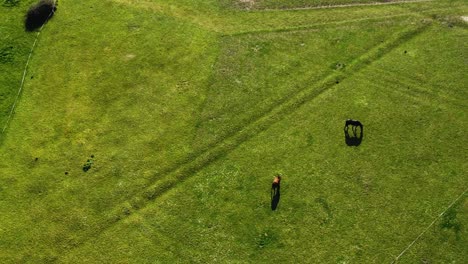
0, 0, 466, 263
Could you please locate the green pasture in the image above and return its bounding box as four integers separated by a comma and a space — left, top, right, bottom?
0, 0, 467, 263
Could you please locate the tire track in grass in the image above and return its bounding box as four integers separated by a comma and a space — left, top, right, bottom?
226, 13, 422, 37
59, 21, 431, 259
248, 0, 434, 12
371, 68, 467, 109
227, 4, 459, 36
130, 217, 188, 261
110, 0, 428, 35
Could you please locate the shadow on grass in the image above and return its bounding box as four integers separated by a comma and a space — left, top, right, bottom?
345, 127, 363, 146
271, 185, 280, 210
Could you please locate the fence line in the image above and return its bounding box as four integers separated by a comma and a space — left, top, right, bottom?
391, 187, 467, 263
1, 0, 57, 134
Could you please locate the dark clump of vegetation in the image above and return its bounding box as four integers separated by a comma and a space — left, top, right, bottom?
256, 230, 277, 249
83, 160, 92, 172
440, 206, 462, 237
0, 46, 14, 63
82, 155, 94, 172
25, 0, 57, 32
2, 0, 20, 7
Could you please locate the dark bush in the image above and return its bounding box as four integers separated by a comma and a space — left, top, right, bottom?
83, 159, 92, 172
25, 0, 56, 31
82, 156, 94, 172
3, 0, 20, 7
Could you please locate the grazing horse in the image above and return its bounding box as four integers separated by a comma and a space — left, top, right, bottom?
344, 119, 363, 135
272, 175, 281, 189
271, 175, 281, 196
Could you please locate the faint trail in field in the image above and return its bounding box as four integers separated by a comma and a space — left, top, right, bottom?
137, 218, 187, 260
189, 42, 224, 150
227, 5, 461, 37
391, 187, 467, 263
110, 0, 422, 35
232, 3, 460, 36
251, 0, 433, 12
226, 13, 420, 36
354, 64, 467, 109
370, 68, 467, 109
1, 1, 57, 136
59, 22, 431, 259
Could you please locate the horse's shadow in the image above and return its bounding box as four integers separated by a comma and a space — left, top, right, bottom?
271, 186, 281, 211
345, 128, 363, 146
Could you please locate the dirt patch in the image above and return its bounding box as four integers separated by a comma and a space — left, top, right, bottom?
461, 16, 468, 23
239, 0, 256, 9
124, 54, 136, 61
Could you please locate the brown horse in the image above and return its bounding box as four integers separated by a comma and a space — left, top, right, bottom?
272, 175, 281, 190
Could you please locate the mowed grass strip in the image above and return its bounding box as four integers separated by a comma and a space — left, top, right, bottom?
62, 21, 467, 263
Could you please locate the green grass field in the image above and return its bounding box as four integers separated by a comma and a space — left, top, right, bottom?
1, 0, 467, 263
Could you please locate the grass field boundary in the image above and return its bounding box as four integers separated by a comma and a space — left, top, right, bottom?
59, 22, 431, 259
247, 0, 434, 12
1, 0, 57, 136
391, 187, 467, 263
